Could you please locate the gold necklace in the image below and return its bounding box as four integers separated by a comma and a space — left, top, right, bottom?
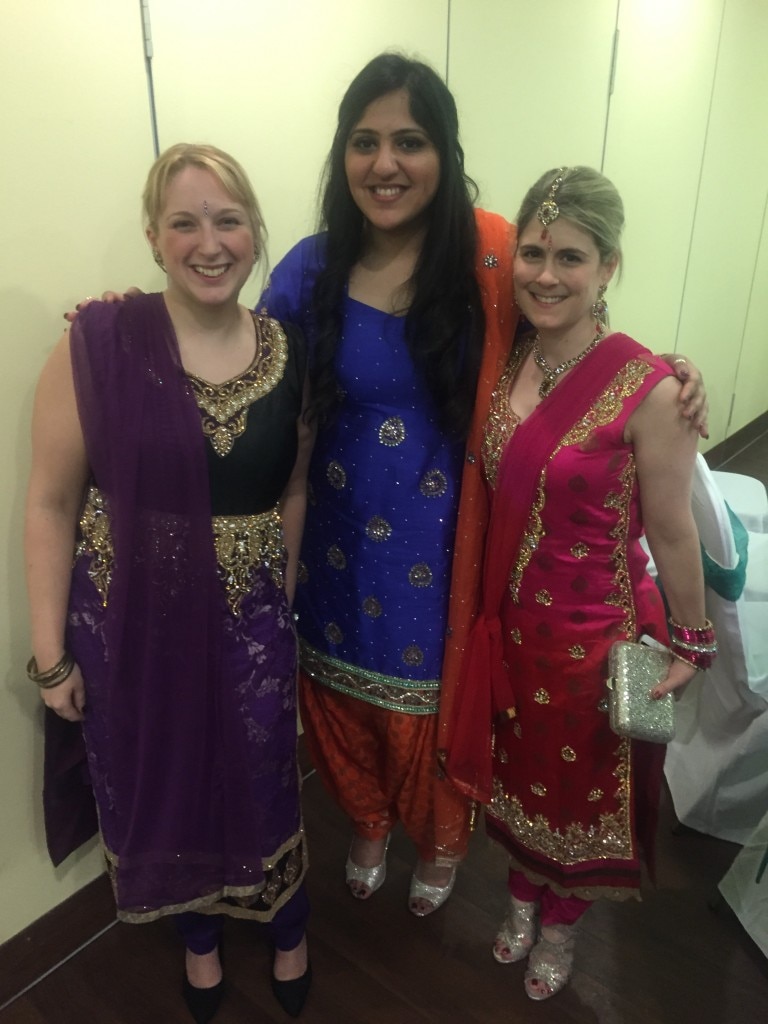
532, 331, 604, 398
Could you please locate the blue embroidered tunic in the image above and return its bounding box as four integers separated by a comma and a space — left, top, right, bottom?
260, 235, 463, 714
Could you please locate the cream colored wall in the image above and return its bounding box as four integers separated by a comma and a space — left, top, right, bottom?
1, 1, 157, 945
2, 0, 767, 946
147, 0, 450, 303
675, 0, 768, 443
448, 0, 618, 219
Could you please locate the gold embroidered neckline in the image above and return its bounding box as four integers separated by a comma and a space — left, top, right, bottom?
187, 315, 288, 457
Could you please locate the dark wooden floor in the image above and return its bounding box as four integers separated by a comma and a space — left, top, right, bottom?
3, 426, 766, 1024
2, 769, 768, 1024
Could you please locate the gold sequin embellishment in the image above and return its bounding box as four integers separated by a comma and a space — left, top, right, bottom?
569, 645, 586, 660
561, 746, 577, 762
188, 315, 288, 457
571, 543, 589, 559
531, 783, 547, 797
76, 486, 113, 605
327, 545, 347, 570
76, 487, 285, 616
534, 689, 550, 704
419, 469, 448, 497
408, 563, 433, 588
327, 461, 346, 489
379, 416, 406, 446
402, 644, 424, 667
362, 596, 383, 618
366, 516, 392, 542
535, 590, 553, 606
212, 508, 285, 615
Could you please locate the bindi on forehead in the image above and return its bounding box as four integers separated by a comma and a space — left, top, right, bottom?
203, 200, 209, 217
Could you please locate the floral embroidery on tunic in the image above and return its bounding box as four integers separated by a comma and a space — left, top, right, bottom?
571, 543, 589, 559
606, 458, 639, 638
507, 359, 655, 603
482, 344, 528, 487
489, 743, 634, 866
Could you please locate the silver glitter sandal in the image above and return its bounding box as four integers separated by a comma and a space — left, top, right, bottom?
408, 865, 457, 916
345, 835, 390, 899
524, 925, 576, 1000
492, 897, 539, 963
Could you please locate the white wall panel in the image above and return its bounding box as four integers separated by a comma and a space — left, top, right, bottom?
676, 0, 768, 444
602, 0, 723, 360
0, 0, 155, 942
448, 0, 618, 220
147, 0, 449, 306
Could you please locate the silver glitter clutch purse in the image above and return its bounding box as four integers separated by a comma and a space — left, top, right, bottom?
606, 641, 675, 744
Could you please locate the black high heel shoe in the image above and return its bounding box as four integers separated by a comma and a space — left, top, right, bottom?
182, 975, 225, 1024
270, 961, 312, 1018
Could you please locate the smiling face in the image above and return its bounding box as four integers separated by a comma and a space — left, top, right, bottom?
146, 165, 255, 310
344, 88, 440, 239
513, 216, 617, 343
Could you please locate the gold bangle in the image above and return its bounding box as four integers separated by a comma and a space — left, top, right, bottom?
27, 652, 76, 689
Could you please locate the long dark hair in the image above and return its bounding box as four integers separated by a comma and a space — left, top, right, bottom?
311, 53, 484, 437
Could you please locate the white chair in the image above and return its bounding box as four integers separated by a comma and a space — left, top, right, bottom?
663, 454, 768, 844
712, 469, 768, 534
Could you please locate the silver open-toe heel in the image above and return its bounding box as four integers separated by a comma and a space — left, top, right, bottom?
493, 896, 539, 963
345, 834, 390, 899
524, 924, 576, 1000
408, 865, 457, 916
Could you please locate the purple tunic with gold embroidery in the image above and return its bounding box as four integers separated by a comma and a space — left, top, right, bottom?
57, 295, 308, 923
482, 339, 672, 901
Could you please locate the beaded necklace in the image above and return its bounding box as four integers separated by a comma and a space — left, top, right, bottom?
532, 329, 604, 399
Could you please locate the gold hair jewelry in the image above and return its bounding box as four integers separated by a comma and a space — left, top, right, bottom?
537, 168, 568, 227
152, 248, 166, 272
532, 330, 603, 399
27, 652, 76, 689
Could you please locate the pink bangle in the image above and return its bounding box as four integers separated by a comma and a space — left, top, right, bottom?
668, 617, 716, 645
668, 617, 718, 671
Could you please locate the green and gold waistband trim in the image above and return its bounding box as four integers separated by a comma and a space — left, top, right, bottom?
299, 640, 440, 715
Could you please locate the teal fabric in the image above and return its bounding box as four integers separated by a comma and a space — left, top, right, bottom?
701, 503, 749, 601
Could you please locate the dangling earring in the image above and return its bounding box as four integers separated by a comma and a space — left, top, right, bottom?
253, 246, 260, 264
152, 248, 166, 272
591, 283, 608, 338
